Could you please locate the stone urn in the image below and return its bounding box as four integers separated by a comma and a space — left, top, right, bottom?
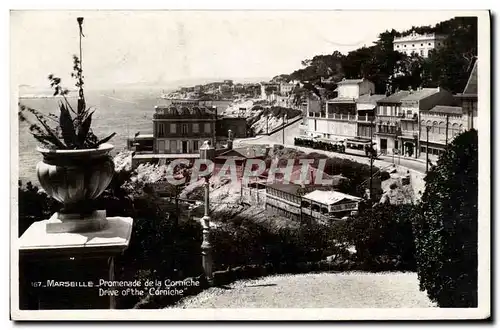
36, 143, 115, 233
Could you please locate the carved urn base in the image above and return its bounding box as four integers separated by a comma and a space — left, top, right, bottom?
45, 210, 108, 233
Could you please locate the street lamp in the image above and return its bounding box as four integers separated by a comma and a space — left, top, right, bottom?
426, 125, 431, 173
199, 140, 215, 284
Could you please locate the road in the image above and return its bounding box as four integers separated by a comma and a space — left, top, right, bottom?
235, 120, 427, 174
174, 272, 435, 308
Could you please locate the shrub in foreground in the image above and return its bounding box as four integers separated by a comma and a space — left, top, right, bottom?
413, 129, 478, 307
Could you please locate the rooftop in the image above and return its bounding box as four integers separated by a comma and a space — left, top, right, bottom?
428, 105, 463, 115
302, 190, 362, 205
266, 183, 304, 195
132, 133, 154, 140
328, 97, 356, 104
463, 60, 478, 95
401, 88, 440, 101
393, 31, 446, 43
154, 105, 216, 117
377, 91, 411, 104
336, 78, 366, 85
356, 94, 386, 104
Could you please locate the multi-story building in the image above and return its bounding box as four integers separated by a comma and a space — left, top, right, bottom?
260, 83, 280, 100
375, 87, 454, 156
128, 99, 249, 167
354, 93, 386, 141
153, 105, 216, 155
279, 82, 295, 96
419, 60, 478, 159
393, 31, 447, 58
419, 105, 467, 159
301, 78, 375, 141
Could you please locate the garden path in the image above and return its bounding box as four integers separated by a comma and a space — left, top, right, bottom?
174, 272, 435, 308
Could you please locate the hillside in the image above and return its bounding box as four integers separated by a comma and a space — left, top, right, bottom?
276, 16, 477, 101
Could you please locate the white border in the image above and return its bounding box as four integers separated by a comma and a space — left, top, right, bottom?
7, 7, 492, 322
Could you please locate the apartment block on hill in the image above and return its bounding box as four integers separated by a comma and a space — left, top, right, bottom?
393, 31, 447, 58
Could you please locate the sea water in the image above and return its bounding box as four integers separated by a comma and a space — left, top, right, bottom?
17, 88, 232, 184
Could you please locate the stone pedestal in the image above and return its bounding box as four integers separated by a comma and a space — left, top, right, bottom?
18, 215, 133, 310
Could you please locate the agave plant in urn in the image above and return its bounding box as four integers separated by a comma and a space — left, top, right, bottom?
18, 17, 116, 233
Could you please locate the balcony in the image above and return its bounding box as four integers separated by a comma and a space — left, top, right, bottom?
375, 125, 401, 136
399, 113, 418, 121
325, 113, 357, 121
400, 130, 419, 139
356, 115, 375, 123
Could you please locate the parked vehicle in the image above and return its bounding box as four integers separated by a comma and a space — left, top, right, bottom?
294, 137, 346, 153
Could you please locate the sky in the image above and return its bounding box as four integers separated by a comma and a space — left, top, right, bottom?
11, 10, 459, 89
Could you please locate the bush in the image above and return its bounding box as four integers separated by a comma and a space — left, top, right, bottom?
413, 129, 478, 307
18, 181, 60, 237
209, 215, 345, 271
337, 201, 417, 270
380, 171, 391, 181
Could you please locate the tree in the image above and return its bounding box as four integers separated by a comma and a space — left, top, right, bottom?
338, 202, 417, 270
413, 129, 478, 307
420, 17, 478, 93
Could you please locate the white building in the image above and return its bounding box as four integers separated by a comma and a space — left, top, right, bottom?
301, 190, 362, 221
301, 78, 375, 141
393, 31, 447, 58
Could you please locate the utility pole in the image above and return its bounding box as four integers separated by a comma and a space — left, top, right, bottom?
266, 114, 269, 135
426, 125, 431, 173
282, 114, 286, 145
445, 114, 450, 146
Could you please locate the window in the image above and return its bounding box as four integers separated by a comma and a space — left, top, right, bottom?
193, 140, 199, 151
420, 50, 424, 56
421, 146, 426, 153
170, 140, 177, 152
157, 123, 165, 137
181, 124, 188, 134
432, 121, 438, 134
396, 45, 399, 48
437, 42, 441, 46
158, 140, 165, 152
205, 123, 211, 133
193, 123, 199, 133
428, 43, 431, 45
412, 44, 415, 47
421, 43, 423, 46
404, 44, 406, 47
170, 123, 176, 134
